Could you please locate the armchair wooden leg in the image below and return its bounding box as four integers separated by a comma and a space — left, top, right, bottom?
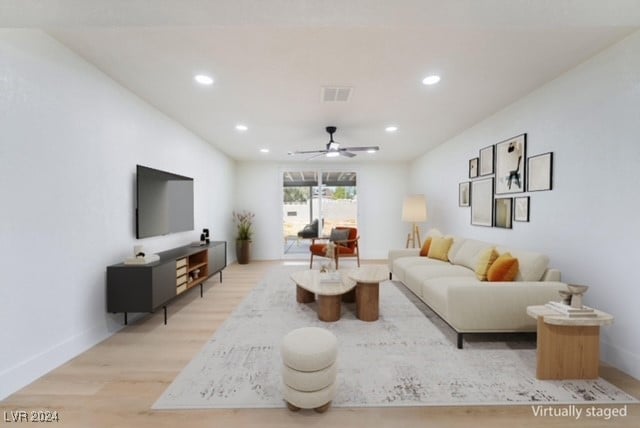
310, 253, 314, 269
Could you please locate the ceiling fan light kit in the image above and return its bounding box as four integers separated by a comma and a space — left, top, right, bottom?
288, 126, 380, 160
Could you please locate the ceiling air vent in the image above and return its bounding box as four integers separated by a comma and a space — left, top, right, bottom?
321, 86, 353, 102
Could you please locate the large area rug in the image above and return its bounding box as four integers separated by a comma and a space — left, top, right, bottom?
153, 266, 637, 409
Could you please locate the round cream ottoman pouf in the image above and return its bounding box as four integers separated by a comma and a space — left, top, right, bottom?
281, 327, 338, 412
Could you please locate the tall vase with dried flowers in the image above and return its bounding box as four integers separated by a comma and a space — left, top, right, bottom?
233, 210, 254, 264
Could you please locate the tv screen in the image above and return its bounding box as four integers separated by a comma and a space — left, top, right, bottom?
136, 165, 194, 239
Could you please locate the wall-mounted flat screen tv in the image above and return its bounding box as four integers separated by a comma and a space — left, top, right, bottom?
136, 165, 194, 239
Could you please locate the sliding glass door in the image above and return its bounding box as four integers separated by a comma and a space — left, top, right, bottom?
282, 170, 357, 257
318, 171, 357, 235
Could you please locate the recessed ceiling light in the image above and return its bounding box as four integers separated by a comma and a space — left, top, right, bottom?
385, 126, 398, 132
422, 75, 441, 85
235, 124, 248, 132
194, 74, 214, 85
260, 148, 269, 153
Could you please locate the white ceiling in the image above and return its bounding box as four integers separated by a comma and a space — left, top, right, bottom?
3, 0, 640, 162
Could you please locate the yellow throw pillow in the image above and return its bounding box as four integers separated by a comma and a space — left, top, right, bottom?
427, 237, 453, 262
419, 237, 432, 257
487, 252, 519, 282
475, 248, 499, 281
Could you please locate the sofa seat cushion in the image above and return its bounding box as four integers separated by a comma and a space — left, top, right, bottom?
450, 239, 494, 270
404, 264, 474, 298
421, 276, 480, 319
496, 246, 549, 281
310, 243, 356, 256
392, 256, 443, 282
419, 278, 566, 332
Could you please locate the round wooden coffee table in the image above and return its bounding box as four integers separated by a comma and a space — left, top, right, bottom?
348, 265, 388, 322
290, 270, 356, 322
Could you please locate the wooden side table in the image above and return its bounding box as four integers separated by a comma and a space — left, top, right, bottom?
348, 265, 388, 322
527, 305, 614, 380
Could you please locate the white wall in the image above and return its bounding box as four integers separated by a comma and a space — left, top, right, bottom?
234, 161, 410, 260
0, 30, 236, 399
410, 30, 640, 380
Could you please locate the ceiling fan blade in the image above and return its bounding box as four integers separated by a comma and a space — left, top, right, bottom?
341, 146, 380, 152
305, 152, 328, 161
339, 151, 357, 158
290, 127, 379, 159
288, 149, 328, 155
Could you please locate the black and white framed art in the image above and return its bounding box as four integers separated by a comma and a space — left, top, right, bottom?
471, 177, 493, 227
459, 182, 470, 207
495, 134, 526, 194
514, 196, 530, 222
494, 198, 513, 229
469, 157, 479, 178
527, 152, 553, 192
479, 144, 495, 176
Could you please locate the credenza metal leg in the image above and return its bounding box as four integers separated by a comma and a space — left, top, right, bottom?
163, 306, 167, 325
124, 312, 128, 325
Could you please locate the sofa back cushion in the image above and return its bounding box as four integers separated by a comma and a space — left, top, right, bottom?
450, 239, 494, 270
446, 236, 466, 261
496, 246, 549, 281
427, 237, 453, 261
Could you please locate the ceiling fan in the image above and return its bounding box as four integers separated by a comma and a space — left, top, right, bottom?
288, 126, 380, 159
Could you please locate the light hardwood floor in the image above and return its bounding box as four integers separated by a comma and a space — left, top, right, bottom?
1, 260, 638, 427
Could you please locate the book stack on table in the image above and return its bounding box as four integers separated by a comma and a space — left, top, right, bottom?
545, 301, 598, 318
319, 272, 341, 284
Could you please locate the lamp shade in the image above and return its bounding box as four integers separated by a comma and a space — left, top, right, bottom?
402, 195, 427, 222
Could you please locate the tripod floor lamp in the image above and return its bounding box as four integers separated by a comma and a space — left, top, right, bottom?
402, 194, 427, 248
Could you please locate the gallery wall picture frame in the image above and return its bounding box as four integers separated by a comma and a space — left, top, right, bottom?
494, 198, 513, 229
479, 144, 495, 176
527, 152, 553, 192
514, 196, 530, 222
495, 133, 527, 194
469, 157, 479, 178
459, 182, 470, 207
471, 177, 494, 227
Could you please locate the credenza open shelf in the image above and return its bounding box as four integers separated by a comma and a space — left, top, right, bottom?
107, 241, 226, 325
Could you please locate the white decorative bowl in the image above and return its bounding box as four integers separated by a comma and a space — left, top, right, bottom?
567, 284, 589, 295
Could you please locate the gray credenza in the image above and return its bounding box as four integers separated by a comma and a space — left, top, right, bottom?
107, 241, 226, 325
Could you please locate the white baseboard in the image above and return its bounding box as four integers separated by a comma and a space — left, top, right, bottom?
601, 341, 640, 382
0, 319, 127, 400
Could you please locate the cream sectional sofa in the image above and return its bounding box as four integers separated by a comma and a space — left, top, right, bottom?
388, 234, 567, 348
